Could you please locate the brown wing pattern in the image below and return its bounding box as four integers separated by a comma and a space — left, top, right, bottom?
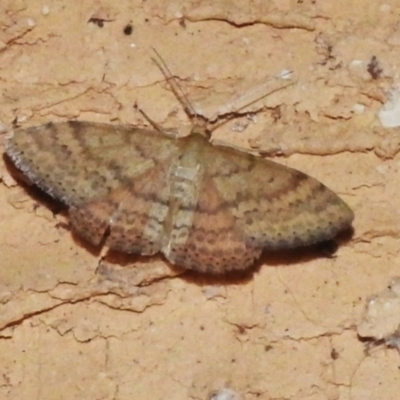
5, 123, 353, 273
162, 173, 262, 273
5, 121, 182, 254
161, 135, 353, 272
199, 140, 354, 250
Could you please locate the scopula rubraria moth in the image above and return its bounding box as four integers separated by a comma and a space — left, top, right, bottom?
4, 57, 353, 274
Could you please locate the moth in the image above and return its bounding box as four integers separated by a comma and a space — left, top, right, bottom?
4, 53, 354, 274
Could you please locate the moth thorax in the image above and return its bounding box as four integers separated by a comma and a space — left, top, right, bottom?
169, 163, 202, 200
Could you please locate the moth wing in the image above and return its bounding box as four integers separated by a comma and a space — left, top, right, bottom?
162, 140, 353, 273
5, 121, 182, 253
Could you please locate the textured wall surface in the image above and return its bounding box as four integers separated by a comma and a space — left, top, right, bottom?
1, 1, 400, 399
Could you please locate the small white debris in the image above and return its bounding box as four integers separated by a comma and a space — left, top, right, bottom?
279, 69, 293, 80
208, 388, 242, 400
41, 5, 50, 15
350, 59, 363, 67
26, 18, 36, 27
375, 164, 388, 174
352, 103, 365, 114
358, 277, 400, 340
378, 90, 400, 127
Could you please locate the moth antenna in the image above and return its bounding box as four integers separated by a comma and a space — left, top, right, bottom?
134, 103, 165, 134
151, 47, 295, 137
151, 47, 198, 121
211, 71, 293, 119
207, 72, 295, 134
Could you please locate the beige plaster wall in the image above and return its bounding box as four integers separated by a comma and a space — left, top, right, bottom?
1, 1, 400, 399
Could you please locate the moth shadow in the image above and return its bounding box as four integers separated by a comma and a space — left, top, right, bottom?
264, 228, 353, 267
101, 251, 254, 286
101, 249, 172, 270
